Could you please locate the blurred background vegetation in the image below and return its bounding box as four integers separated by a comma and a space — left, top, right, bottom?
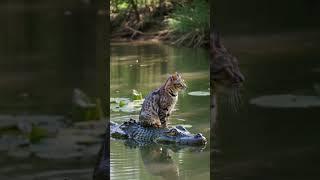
110, 0, 209, 48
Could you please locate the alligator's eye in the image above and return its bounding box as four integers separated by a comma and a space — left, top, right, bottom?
167, 129, 178, 136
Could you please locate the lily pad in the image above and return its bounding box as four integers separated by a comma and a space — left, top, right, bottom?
29, 125, 48, 143
188, 91, 210, 96
110, 98, 130, 104
250, 94, 320, 108
110, 97, 144, 113
175, 118, 186, 122
132, 89, 143, 100
119, 100, 127, 107
30, 128, 101, 160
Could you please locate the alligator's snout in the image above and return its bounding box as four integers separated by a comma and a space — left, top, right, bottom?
191, 133, 207, 145
194, 133, 204, 138
177, 132, 207, 146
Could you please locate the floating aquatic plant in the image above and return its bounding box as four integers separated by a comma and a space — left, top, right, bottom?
250, 94, 320, 108
29, 125, 48, 143
132, 89, 143, 100
110, 90, 145, 113
188, 91, 210, 96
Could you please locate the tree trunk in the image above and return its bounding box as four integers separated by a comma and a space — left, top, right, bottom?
158, 0, 164, 15
129, 0, 140, 22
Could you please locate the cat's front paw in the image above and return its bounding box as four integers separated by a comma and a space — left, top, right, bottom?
161, 122, 168, 128
153, 122, 162, 128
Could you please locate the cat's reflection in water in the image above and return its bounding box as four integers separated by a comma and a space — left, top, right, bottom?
124, 141, 179, 180
124, 140, 206, 180
140, 145, 179, 180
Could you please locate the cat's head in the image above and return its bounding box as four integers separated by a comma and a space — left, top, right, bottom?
165, 72, 187, 92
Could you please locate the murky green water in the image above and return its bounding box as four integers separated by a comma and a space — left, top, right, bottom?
213, 33, 320, 179
110, 42, 210, 180
0, 2, 105, 179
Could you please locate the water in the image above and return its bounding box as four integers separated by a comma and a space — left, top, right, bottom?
213, 32, 320, 179
110, 42, 210, 180
0, 2, 106, 179
1, 2, 319, 179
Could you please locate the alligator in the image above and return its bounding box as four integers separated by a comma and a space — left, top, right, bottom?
93, 119, 207, 180
110, 118, 207, 146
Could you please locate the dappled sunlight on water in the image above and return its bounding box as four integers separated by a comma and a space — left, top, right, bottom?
110, 42, 210, 180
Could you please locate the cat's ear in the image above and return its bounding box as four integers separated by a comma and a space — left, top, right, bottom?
176, 72, 180, 78
211, 25, 226, 55
171, 73, 178, 80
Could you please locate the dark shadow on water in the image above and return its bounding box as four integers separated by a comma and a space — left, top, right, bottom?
210, 29, 320, 180
122, 140, 206, 180
0, 1, 108, 179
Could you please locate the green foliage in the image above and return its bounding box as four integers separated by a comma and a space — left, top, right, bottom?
110, 0, 129, 12
168, 0, 209, 33
119, 100, 127, 107
132, 89, 143, 100
29, 125, 48, 143
167, 0, 209, 47
110, 0, 159, 13
118, 2, 129, 10
110, 0, 209, 47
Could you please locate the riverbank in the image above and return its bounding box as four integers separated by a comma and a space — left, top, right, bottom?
110, 0, 209, 48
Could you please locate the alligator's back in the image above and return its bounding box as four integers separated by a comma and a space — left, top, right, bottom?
117, 119, 167, 143
111, 118, 207, 146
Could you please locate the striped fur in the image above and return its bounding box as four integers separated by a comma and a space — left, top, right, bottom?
139, 72, 187, 128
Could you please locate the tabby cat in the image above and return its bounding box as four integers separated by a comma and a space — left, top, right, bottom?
139, 72, 187, 128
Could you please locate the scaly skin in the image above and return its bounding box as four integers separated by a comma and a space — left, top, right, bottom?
111, 118, 207, 146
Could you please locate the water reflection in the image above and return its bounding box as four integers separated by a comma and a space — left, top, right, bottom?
127, 141, 206, 180
110, 42, 210, 180
0, 1, 106, 179
127, 142, 179, 180
211, 31, 320, 179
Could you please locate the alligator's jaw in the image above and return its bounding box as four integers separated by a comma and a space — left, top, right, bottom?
178, 133, 207, 146
154, 133, 207, 146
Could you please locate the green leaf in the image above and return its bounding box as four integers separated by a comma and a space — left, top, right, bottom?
132, 89, 143, 100
29, 125, 48, 143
